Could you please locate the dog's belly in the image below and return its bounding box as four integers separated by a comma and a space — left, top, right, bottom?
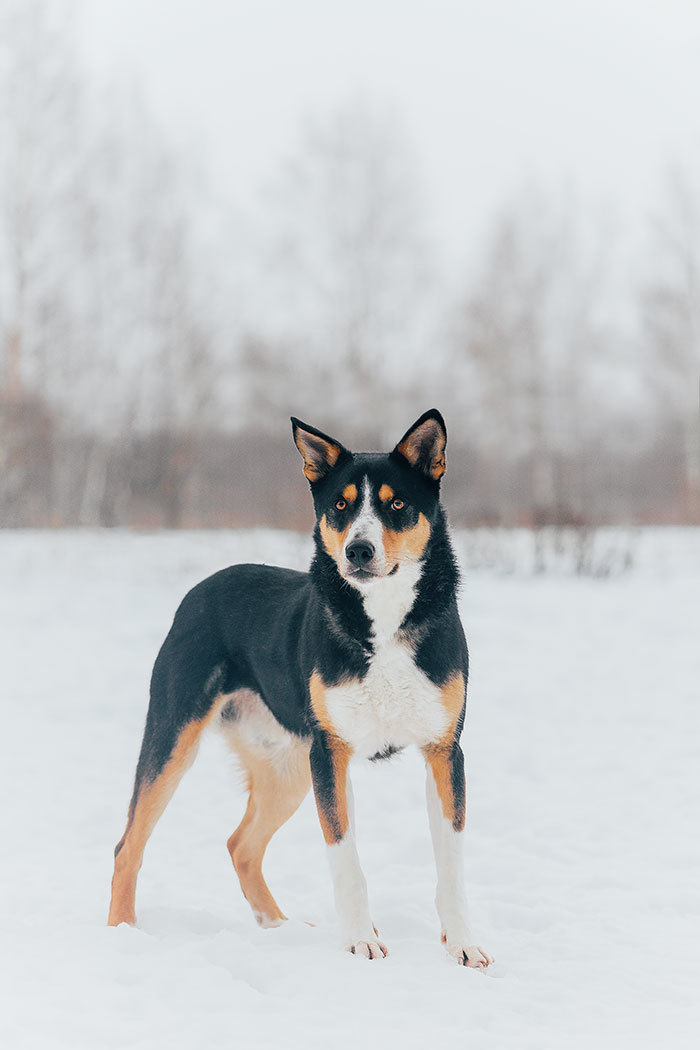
325, 640, 448, 758
218, 688, 310, 774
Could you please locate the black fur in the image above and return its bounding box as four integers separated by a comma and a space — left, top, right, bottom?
309, 732, 346, 838
449, 742, 466, 831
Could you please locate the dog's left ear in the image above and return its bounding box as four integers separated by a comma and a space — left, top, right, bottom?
392, 409, 447, 482
291, 417, 349, 484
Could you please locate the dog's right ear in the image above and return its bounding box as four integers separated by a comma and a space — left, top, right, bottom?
291, 418, 349, 484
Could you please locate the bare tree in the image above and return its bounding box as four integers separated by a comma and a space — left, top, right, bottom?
640, 168, 700, 520
0, 5, 695, 531
0, 0, 87, 522
252, 101, 434, 441
449, 189, 620, 527
0, 1, 222, 526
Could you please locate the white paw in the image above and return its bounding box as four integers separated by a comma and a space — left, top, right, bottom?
347, 937, 389, 960
441, 931, 494, 968
253, 910, 285, 929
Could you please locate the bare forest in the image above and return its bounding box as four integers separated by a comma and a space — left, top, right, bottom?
1, 2, 698, 530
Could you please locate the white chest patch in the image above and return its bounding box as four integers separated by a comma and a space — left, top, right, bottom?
325, 641, 447, 757
325, 563, 447, 757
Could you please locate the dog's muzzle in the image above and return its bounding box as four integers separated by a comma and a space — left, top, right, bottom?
344, 539, 382, 581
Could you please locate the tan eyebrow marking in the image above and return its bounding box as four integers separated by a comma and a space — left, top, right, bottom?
378, 484, 394, 502
342, 483, 358, 502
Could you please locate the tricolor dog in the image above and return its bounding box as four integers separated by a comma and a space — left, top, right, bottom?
108, 410, 492, 967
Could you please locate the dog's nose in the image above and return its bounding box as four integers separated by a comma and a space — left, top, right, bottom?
346, 540, 375, 566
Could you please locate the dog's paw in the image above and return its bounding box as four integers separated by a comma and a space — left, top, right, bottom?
347, 937, 389, 960
253, 909, 286, 929
441, 931, 493, 968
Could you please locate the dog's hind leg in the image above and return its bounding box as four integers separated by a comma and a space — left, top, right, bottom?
108, 648, 226, 927
108, 719, 207, 926
226, 737, 311, 927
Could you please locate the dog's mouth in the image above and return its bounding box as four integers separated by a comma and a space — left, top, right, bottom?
346, 567, 379, 583
345, 563, 399, 584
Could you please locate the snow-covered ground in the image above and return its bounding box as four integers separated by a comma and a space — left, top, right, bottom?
1, 528, 698, 1049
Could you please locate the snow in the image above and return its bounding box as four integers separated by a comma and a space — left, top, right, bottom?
1, 528, 699, 1049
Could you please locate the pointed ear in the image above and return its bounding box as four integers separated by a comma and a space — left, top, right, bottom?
291, 417, 348, 483
393, 409, 447, 481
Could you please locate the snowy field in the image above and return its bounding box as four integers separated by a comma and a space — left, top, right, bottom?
1, 527, 699, 1049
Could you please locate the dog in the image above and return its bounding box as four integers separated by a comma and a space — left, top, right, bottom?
108, 409, 492, 967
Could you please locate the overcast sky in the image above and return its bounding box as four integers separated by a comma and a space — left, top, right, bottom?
77, 0, 700, 258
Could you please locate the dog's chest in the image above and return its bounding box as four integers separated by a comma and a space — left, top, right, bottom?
324, 568, 447, 757
325, 640, 446, 757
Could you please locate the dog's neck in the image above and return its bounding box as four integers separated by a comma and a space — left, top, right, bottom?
358, 562, 422, 644
400, 508, 460, 635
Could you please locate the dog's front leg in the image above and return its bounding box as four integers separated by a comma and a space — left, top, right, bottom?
310, 732, 388, 959
423, 742, 493, 968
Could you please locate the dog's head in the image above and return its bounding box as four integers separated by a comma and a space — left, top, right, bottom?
292, 410, 447, 588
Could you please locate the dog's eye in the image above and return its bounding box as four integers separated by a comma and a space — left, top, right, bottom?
335, 499, 346, 511
391, 498, 405, 511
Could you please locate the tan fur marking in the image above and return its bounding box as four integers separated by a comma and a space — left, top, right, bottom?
318, 742, 351, 844
309, 671, 352, 844
439, 672, 466, 736
422, 673, 466, 828
342, 483, 358, 502
397, 419, 446, 480
378, 484, 394, 502
382, 512, 431, 565
108, 711, 218, 926
225, 734, 311, 925
309, 670, 337, 736
423, 746, 464, 830
319, 513, 352, 564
